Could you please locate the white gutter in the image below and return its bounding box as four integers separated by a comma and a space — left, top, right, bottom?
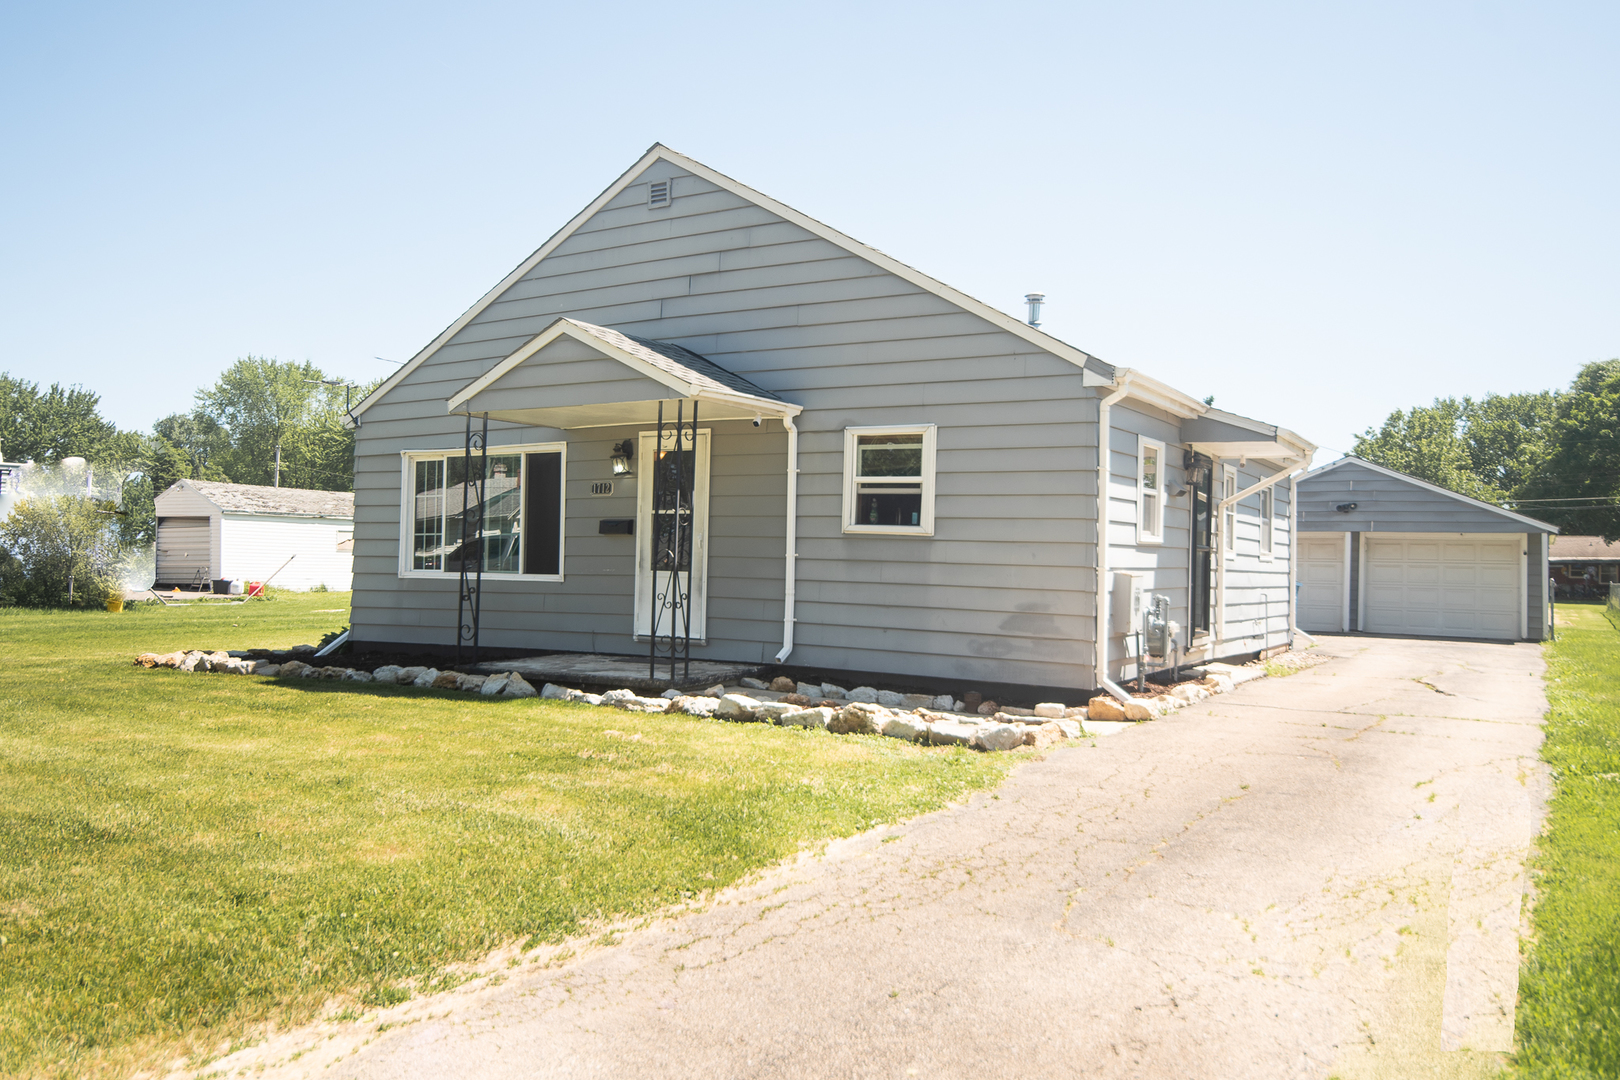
1287, 471, 1299, 647
774, 415, 800, 663
1093, 375, 1137, 704
1213, 454, 1314, 649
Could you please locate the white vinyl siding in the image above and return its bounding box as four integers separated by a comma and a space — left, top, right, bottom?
219, 515, 354, 591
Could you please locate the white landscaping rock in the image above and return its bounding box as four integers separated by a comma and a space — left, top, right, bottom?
928, 721, 979, 747
620, 696, 671, 712
796, 682, 823, 700
819, 682, 848, 701
661, 688, 683, 699
953, 699, 967, 713
781, 706, 833, 730
666, 696, 718, 717
1034, 702, 1066, 719
503, 673, 538, 698
740, 677, 770, 690
755, 701, 802, 724
480, 673, 510, 695
601, 689, 637, 704
341, 669, 373, 682
932, 694, 956, 710
456, 673, 488, 692
541, 683, 571, 700
700, 683, 726, 698
256, 664, 281, 677
876, 689, 905, 708
372, 665, 404, 685
411, 667, 440, 688
1055, 719, 1082, 739
715, 694, 763, 721
846, 686, 880, 704
881, 715, 931, 742
1208, 675, 1235, 694
828, 702, 886, 735
581, 693, 604, 706
901, 693, 936, 711
397, 666, 428, 685
972, 723, 1026, 752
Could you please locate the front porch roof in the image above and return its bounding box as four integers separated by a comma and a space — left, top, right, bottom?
446, 317, 802, 429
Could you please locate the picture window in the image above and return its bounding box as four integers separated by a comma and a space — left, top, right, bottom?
403, 444, 564, 578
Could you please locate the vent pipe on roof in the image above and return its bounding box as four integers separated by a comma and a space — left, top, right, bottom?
1024, 293, 1045, 328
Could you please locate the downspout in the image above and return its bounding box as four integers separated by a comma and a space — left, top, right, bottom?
774, 414, 799, 663
1094, 375, 1136, 703
1287, 471, 1301, 646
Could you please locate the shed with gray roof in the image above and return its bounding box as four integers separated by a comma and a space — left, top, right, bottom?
1295, 457, 1556, 641
154, 480, 354, 591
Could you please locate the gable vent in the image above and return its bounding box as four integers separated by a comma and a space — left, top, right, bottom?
648, 179, 671, 209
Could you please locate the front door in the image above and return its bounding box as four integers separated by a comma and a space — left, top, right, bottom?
634, 427, 711, 641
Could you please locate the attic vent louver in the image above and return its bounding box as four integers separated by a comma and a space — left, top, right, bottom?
648, 179, 671, 209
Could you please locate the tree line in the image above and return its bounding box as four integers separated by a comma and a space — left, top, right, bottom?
0, 359, 375, 605
1354, 359, 1620, 538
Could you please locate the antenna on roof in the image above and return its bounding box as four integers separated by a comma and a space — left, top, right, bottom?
1025, 293, 1045, 328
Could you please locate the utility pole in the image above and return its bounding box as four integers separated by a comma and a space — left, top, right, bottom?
274, 440, 281, 487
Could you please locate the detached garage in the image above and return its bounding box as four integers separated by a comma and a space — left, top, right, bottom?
1295, 458, 1556, 641
155, 480, 354, 591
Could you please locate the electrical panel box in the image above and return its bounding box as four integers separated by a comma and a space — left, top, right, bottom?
1112, 571, 1146, 636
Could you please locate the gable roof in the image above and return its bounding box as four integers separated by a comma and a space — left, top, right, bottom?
350, 144, 1115, 423
446, 318, 794, 421
176, 480, 355, 519
1299, 456, 1557, 532
1549, 536, 1620, 560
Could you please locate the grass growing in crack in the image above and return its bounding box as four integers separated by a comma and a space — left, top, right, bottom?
1515, 603, 1620, 1078
0, 595, 1014, 1078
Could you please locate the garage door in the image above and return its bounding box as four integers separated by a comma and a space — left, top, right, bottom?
1299, 534, 1346, 631
156, 517, 212, 585
1364, 535, 1520, 639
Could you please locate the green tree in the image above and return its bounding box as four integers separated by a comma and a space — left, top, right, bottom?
191, 357, 363, 489
0, 493, 126, 606
1516, 360, 1620, 539
0, 373, 137, 465
1353, 397, 1502, 501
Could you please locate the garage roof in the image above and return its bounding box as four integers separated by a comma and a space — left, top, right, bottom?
178, 480, 355, 520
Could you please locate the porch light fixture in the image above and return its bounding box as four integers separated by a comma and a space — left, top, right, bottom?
610, 439, 635, 476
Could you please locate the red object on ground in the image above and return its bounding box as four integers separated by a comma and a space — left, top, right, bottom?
247, 581, 265, 596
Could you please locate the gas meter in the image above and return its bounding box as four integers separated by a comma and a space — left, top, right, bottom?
1142, 593, 1178, 659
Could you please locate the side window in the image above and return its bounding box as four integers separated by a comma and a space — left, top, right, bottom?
842, 425, 936, 536
404, 445, 565, 577
1222, 465, 1237, 556
1137, 437, 1164, 544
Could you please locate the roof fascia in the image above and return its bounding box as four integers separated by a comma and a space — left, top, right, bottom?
447, 317, 697, 413
349, 147, 670, 424
1304, 456, 1559, 532
1111, 369, 1205, 418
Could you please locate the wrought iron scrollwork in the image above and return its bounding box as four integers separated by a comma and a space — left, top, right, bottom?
456, 412, 488, 664
649, 400, 696, 682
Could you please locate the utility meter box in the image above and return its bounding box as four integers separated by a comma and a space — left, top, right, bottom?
1112, 571, 1147, 636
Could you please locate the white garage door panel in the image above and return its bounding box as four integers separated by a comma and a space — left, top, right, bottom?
1365, 535, 1521, 640
1299, 534, 1346, 632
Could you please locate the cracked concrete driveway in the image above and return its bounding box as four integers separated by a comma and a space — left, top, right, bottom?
205, 635, 1550, 1080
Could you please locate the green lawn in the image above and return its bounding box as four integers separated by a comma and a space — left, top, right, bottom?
1515, 603, 1620, 1078
0, 595, 1014, 1078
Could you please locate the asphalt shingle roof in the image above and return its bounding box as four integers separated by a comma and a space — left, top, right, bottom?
566, 319, 783, 402
186, 481, 354, 519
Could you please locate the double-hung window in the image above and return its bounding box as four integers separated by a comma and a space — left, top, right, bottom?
1258, 487, 1274, 557
1137, 437, 1164, 544
1221, 465, 1237, 557
842, 425, 937, 536
402, 443, 565, 579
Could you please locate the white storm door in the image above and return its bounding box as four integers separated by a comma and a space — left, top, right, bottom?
1363, 534, 1520, 640
633, 427, 711, 640
1298, 533, 1347, 632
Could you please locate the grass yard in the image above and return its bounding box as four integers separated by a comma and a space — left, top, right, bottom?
1515, 602, 1620, 1078
0, 595, 1015, 1078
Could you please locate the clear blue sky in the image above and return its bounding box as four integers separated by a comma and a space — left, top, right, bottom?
2, 1, 1615, 460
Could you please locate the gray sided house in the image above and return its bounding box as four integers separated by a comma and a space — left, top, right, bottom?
1295, 457, 1556, 641
345, 145, 1315, 694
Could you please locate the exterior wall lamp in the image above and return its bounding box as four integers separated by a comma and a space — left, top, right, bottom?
610, 439, 635, 476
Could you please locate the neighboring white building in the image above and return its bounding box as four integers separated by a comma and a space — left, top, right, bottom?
154, 480, 354, 591
0, 461, 24, 523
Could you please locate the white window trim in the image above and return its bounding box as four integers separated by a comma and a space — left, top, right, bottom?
1137, 436, 1165, 545
841, 424, 937, 537
1258, 486, 1275, 560
1222, 464, 1237, 559
397, 442, 568, 582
